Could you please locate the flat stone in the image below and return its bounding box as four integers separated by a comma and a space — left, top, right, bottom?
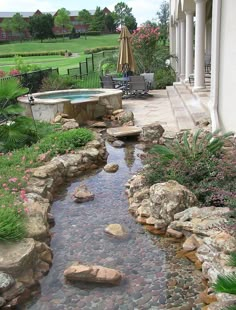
90, 122, 107, 128
64, 263, 122, 285
0, 272, 15, 293
166, 228, 183, 239
107, 126, 142, 138
105, 224, 127, 237
0, 239, 36, 277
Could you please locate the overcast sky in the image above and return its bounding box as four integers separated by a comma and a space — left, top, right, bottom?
0, 0, 163, 25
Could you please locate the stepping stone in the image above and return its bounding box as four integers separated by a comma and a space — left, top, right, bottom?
107, 126, 142, 138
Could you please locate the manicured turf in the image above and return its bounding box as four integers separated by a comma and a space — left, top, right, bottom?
0, 34, 119, 74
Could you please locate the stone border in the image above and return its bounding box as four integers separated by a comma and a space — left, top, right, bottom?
0, 134, 108, 308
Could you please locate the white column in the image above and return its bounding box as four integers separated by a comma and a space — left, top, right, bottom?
171, 25, 177, 70
176, 21, 181, 78
194, 0, 207, 91
185, 11, 194, 83
180, 19, 186, 78
206, 20, 212, 56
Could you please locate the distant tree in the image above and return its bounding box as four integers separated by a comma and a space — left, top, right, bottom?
104, 13, 116, 33
11, 13, 28, 42
54, 8, 72, 40
114, 2, 132, 26
29, 14, 54, 42
124, 14, 137, 33
156, 0, 169, 45
1, 18, 13, 39
89, 7, 105, 32
143, 20, 158, 28
78, 9, 92, 39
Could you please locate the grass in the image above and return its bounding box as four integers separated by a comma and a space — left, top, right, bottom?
0, 35, 119, 75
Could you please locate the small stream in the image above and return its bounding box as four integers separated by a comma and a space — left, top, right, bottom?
26, 142, 204, 310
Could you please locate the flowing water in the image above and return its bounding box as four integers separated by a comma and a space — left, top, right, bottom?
26, 142, 204, 310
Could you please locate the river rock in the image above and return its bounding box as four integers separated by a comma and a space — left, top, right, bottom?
116, 111, 134, 125
73, 185, 95, 203
0, 272, 15, 293
64, 263, 122, 285
62, 120, 79, 131
166, 228, 183, 239
0, 297, 5, 307
112, 140, 125, 148
140, 122, 165, 143
149, 180, 198, 227
105, 224, 127, 237
104, 163, 119, 173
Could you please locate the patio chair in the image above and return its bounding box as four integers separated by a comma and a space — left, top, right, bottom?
100, 75, 115, 89
128, 76, 149, 96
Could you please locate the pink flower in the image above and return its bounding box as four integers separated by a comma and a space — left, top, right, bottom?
9, 177, 17, 183
20, 189, 28, 202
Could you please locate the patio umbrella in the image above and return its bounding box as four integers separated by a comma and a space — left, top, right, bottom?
117, 26, 135, 75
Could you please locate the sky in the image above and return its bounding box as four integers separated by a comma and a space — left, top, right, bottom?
0, 0, 163, 26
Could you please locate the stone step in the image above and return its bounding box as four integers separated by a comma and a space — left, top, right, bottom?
174, 83, 210, 125
166, 86, 195, 131
107, 126, 142, 138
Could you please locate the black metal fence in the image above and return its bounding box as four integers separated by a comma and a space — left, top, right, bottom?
0, 68, 59, 93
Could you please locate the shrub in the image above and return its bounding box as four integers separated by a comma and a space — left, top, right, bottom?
144, 129, 235, 206
40, 73, 80, 91
0, 206, 26, 241
0, 51, 67, 58
155, 67, 176, 89
84, 46, 118, 54
0, 70, 6, 77
37, 128, 94, 156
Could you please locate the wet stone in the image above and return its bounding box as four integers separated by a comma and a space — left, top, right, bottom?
0, 272, 15, 293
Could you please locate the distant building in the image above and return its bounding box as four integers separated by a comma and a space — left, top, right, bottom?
0, 7, 111, 41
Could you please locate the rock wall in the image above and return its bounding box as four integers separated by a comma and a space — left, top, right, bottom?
126, 174, 236, 309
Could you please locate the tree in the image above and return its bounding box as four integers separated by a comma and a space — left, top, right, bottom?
54, 8, 72, 40
89, 7, 105, 32
156, 0, 169, 45
11, 13, 28, 42
1, 18, 13, 39
114, 2, 132, 26
78, 9, 92, 39
29, 14, 54, 42
124, 14, 137, 33
104, 13, 116, 33
143, 20, 158, 28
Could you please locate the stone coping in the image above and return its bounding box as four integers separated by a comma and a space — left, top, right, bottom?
18, 88, 123, 105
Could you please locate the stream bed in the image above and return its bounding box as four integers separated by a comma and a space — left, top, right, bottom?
26, 142, 204, 310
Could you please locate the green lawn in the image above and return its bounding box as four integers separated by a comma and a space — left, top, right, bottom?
0, 34, 119, 54
0, 34, 119, 75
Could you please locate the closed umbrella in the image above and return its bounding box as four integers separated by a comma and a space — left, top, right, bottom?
117, 26, 135, 75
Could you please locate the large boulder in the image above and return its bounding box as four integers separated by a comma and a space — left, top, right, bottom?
140, 122, 165, 143
149, 180, 198, 227
64, 263, 122, 285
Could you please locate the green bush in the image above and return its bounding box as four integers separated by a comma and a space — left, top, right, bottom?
37, 128, 94, 156
0, 206, 26, 242
40, 73, 80, 91
0, 51, 66, 58
155, 67, 176, 89
84, 46, 118, 54
82, 31, 101, 36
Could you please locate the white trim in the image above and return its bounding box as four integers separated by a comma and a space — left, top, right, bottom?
208, 0, 221, 131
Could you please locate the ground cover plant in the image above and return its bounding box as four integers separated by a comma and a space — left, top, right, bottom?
144, 129, 236, 209
0, 127, 93, 242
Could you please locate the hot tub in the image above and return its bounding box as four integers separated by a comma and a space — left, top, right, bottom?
18, 88, 123, 124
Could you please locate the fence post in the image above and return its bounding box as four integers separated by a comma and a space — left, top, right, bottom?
85, 58, 89, 75
79, 63, 82, 79
91, 53, 95, 72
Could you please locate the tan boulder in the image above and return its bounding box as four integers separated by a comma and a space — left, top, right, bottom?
104, 163, 119, 173
62, 121, 79, 131
64, 263, 122, 285
73, 185, 94, 203
105, 224, 127, 237
166, 228, 183, 239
